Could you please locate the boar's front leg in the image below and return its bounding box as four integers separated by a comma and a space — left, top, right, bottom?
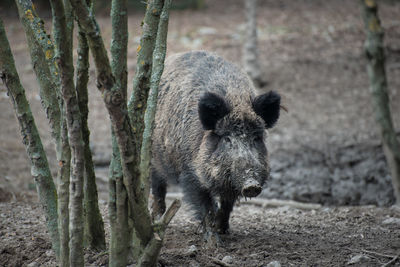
215, 195, 235, 234
151, 170, 167, 220
180, 172, 221, 246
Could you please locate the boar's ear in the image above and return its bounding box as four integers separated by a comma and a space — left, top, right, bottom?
198, 92, 230, 130
252, 91, 281, 129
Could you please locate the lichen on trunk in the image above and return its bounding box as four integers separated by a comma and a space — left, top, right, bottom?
70, 0, 180, 265
109, 0, 131, 265
76, 18, 106, 252
128, 0, 164, 182
360, 0, 400, 205
50, 0, 86, 265
0, 18, 60, 260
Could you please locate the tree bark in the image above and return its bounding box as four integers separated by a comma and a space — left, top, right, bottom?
14, 0, 62, 150
14, 1, 71, 262
109, 0, 131, 265
50, 0, 86, 265
58, 2, 73, 265
69, 1, 180, 265
243, 0, 265, 88
138, 199, 181, 267
139, 0, 170, 206
361, 0, 400, 205
128, 0, 164, 191
57, 114, 71, 267
0, 18, 60, 259
69, 0, 154, 247
76, 19, 106, 252
109, 134, 131, 267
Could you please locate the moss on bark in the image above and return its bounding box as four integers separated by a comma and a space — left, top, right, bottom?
0, 18, 60, 260
361, 0, 400, 204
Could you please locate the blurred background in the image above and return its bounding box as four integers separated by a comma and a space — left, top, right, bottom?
0, 0, 399, 206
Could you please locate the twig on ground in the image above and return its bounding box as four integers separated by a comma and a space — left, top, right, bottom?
166, 192, 321, 210
209, 256, 233, 267
361, 249, 396, 259
381, 253, 400, 267
239, 198, 321, 210
347, 248, 399, 266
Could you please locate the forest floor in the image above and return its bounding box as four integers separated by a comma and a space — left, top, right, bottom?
1, 201, 400, 267
1, 0, 400, 266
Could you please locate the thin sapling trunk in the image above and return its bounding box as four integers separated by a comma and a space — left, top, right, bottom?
361, 0, 400, 205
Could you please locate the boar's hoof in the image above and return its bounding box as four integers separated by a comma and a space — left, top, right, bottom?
215, 217, 230, 234
217, 227, 230, 235
203, 228, 223, 248
242, 179, 262, 198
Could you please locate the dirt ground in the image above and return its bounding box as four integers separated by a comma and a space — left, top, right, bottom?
1, 0, 400, 266
1, 201, 400, 267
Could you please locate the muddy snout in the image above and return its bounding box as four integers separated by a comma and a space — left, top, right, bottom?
241, 178, 262, 198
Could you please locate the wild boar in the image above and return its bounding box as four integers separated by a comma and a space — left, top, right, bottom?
151, 51, 280, 244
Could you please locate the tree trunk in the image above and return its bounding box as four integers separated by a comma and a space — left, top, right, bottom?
69, 0, 154, 248
14, 1, 72, 263
109, 0, 131, 265
76, 21, 106, 252
109, 134, 131, 266
361, 0, 400, 205
69, 0, 180, 265
7, 0, 180, 265
243, 0, 265, 88
139, 0, 170, 213
50, 0, 86, 265
57, 114, 71, 267
58, 2, 73, 265
137, 3, 180, 266
128, 0, 164, 194
0, 18, 60, 259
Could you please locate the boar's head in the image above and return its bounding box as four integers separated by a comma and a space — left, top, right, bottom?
195, 90, 281, 199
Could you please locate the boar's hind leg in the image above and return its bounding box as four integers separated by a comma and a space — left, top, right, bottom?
151, 170, 167, 219
215, 196, 235, 234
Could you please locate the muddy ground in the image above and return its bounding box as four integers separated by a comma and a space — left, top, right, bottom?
1, 201, 400, 267
1, 0, 400, 266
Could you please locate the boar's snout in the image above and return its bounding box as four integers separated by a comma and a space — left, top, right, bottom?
241, 178, 262, 198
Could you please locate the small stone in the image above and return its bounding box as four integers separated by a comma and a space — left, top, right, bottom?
187, 245, 197, 256
347, 254, 370, 265
27, 262, 40, 267
382, 217, 400, 226
222, 255, 233, 264
267, 261, 281, 267
189, 260, 200, 267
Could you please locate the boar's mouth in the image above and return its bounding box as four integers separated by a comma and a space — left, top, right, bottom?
241, 178, 262, 198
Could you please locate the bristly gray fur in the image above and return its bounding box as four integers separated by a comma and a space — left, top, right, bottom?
151, 51, 278, 237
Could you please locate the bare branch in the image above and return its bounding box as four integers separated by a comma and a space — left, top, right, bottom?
139, 198, 181, 267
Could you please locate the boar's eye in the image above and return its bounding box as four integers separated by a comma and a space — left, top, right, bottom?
253, 134, 263, 144
207, 132, 221, 151
252, 91, 281, 129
